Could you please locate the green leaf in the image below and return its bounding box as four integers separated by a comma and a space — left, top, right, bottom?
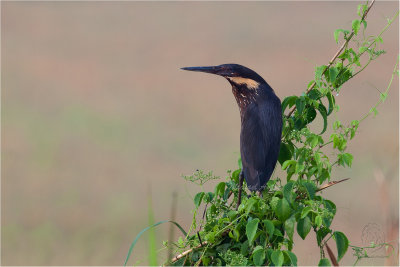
297, 216, 312, 240
308, 135, 319, 148
205, 231, 215, 242
245, 197, 258, 214
333, 29, 349, 44
305, 107, 317, 125
326, 92, 335, 115
282, 160, 296, 170
328, 67, 339, 84
203, 192, 214, 203
283, 181, 295, 204
253, 246, 266, 266
194, 192, 204, 208
229, 227, 240, 242
295, 162, 305, 174
267, 180, 277, 190
362, 20, 367, 29
295, 97, 306, 114
334, 29, 341, 44
316, 227, 331, 246
322, 214, 333, 228
352, 19, 361, 35
227, 210, 238, 221
334, 231, 349, 262
315, 215, 323, 228
359, 46, 368, 54
317, 104, 328, 134
214, 182, 225, 198
357, 4, 368, 17
241, 240, 250, 255
231, 169, 241, 183
302, 181, 317, 200
263, 219, 275, 239
282, 96, 298, 113
274, 228, 284, 237
285, 251, 298, 266
284, 216, 296, 241
307, 89, 321, 100
294, 117, 306, 130
270, 196, 280, 211
246, 218, 260, 244
338, 152, 353, 167
278, 143, 292, 166
301, 207, 313, 219
275, 198, 292, 221
333, 120, 341, 130
271, 250, 284, 267
370, 107, 378, 116
318, 168, 330, 183
318, 258, 331, 266
315, 65, 326, 87
342, 153, 353, 167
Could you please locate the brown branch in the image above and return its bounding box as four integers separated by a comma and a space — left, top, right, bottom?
168, 241, 208, 264
326, 243, 339, 266
168, 229, 232, 265
286, 0, 376, 118
295, 178, 350, 200
316, 178, 350, 192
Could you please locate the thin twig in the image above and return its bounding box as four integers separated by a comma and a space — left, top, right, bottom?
319, 140, 333, 149
169, 217, 243, 265
359, 58, 399, 122
295, 178, 350, 200
316, 178, 350, 192
286, 0, 376, 118
168, 241, 208, 264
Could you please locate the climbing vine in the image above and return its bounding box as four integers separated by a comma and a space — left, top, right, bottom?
125, 1, 399, 266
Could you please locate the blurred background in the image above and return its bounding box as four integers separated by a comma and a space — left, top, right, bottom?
2, 1, 398, 265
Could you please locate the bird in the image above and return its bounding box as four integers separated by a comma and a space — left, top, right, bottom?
181, 64, 282, 208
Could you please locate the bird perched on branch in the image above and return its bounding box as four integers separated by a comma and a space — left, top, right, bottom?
181, 64, 282, 208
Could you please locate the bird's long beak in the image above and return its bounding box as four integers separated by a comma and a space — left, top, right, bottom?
181, 66, 220, 74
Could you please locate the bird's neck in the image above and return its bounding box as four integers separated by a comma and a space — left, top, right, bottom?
231, 84, 261, 119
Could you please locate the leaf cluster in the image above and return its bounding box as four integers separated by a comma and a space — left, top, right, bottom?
125, 2, 399, 266
168, 165, 351, 266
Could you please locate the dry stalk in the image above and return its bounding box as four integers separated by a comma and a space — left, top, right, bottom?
168, 241, 208, 265
316, 178, 350, 192
326, 242, 339, 266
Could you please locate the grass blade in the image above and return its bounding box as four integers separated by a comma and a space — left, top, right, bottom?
124, 220, 188, 266
148, 192, 157, 266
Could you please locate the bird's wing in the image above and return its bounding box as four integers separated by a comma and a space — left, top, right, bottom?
240, 103, 268, 191
240, 97, 282, 191
258, 96, 282, 170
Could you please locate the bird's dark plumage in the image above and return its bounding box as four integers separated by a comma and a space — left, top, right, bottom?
182, 64, 282, 194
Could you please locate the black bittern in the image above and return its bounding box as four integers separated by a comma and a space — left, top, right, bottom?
181, 64, 282, 208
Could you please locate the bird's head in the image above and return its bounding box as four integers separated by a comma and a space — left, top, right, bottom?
181, 64, 266, 90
